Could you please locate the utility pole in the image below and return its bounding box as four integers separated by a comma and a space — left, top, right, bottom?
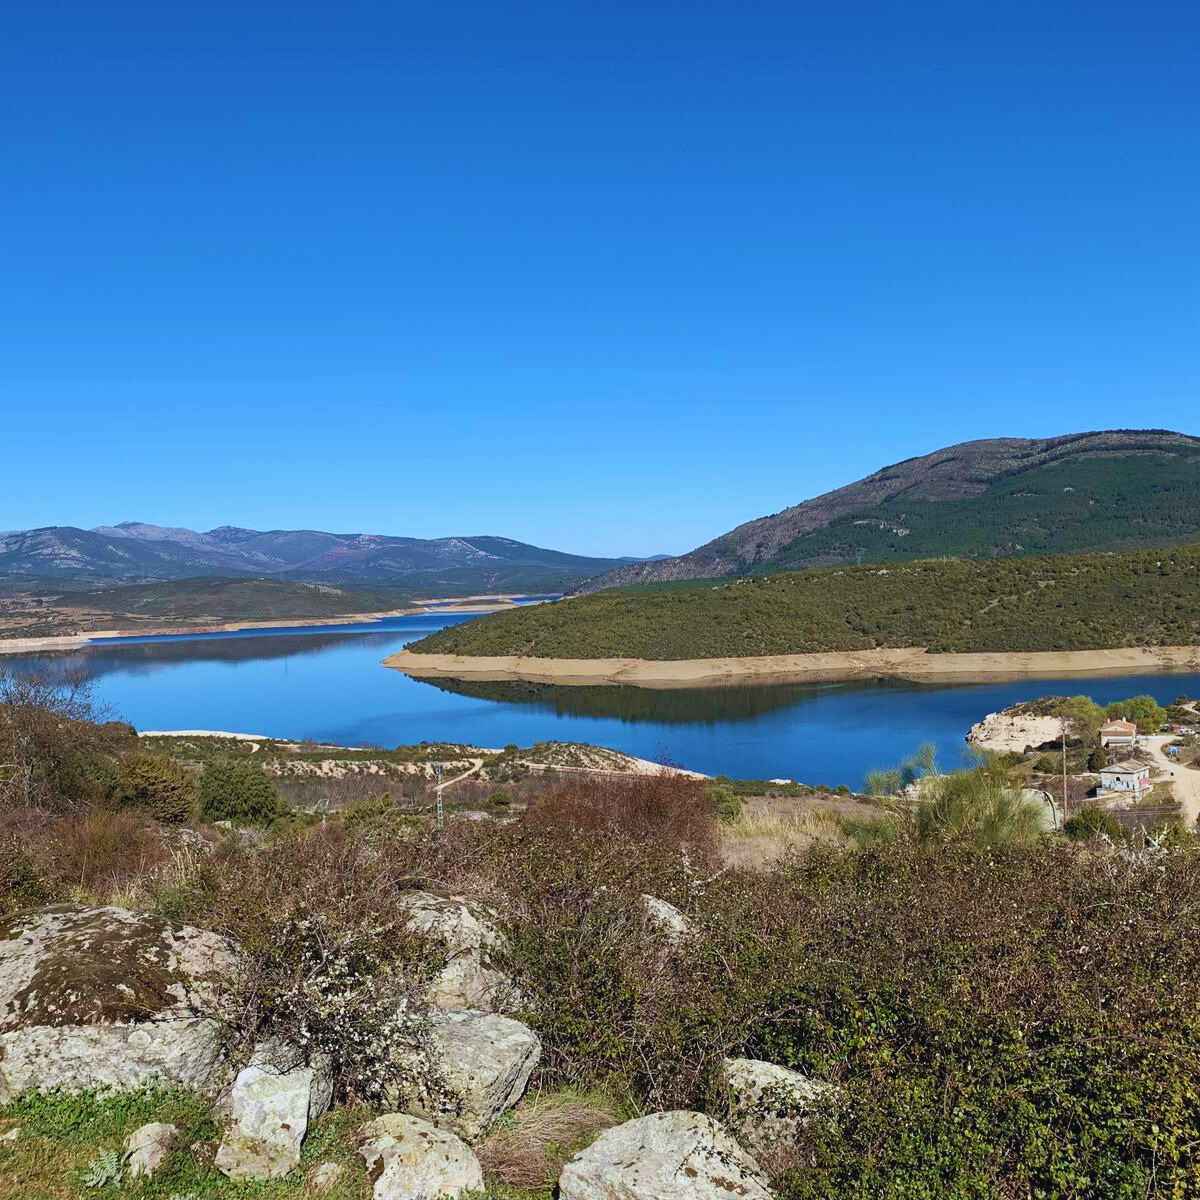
434, 764, 444, 833
1061, 718, 1069, 828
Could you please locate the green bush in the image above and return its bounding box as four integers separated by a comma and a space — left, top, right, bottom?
706, 784, 741, 823
116, 751, 196, 824
489, 788, 513, 808
198, 758, 280, 825
1063, 804, 1124, 841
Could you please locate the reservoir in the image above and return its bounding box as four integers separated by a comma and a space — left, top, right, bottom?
8, 613, 1199, 788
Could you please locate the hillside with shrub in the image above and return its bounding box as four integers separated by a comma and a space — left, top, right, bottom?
409, 542, 1200, 660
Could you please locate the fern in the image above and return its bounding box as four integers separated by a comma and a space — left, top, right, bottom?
79, 1148, 123, 1188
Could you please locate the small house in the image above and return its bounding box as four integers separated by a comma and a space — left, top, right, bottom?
1100, 719, 1138, 749
1098, 760, 1151, 796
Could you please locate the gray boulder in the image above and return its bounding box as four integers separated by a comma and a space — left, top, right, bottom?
397, 891, 512, 1011
723, 1057, 830, 1160
124, 1121, 180, 1178
559, 1110, 773, 1200
399, 1008, 540, 1141
640, 895, 692, 942
358, 1112, 484, 1200
0, 905, 240, 1102
215, 1039, 333, 1180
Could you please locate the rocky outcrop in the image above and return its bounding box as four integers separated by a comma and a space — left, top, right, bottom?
398, 892, 512, 1011
400, 1009, 541, 1141
124, 1122, 179, 1178
559, 1110, 773, 1199
723, 1057, 830, 1159
967, 709, 1064, 754
358, 1112, 484, 1200
0, 905, 240, 1102
215, 1039, 333, 1180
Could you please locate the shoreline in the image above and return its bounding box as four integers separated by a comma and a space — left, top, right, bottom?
385, 644, 1200, 689
0, 598, 523, 657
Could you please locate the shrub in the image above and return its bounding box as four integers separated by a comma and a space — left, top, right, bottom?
707, 784, 741, 823
734, 842, 1200, 1198
1063, 804, 1124, 841
0, 669, 133, 812
198, 758, 280, 825
489, 788, 513, 808
167, 823, 446, 1105
915, 764, 1046, 848
46, 809, 168, 895
116, 752, 196, 824
0, 833, 61, 918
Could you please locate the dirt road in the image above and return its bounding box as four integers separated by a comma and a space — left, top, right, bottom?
1146, 736, 1200, 827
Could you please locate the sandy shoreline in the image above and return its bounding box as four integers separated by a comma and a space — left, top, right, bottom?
385, 645, 1200, 689
0, 599, 522, 657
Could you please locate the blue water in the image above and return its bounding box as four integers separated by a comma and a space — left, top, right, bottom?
11, 615, 1200, 788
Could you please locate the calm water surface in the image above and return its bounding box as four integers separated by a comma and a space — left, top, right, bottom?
12, 614, 1200, 788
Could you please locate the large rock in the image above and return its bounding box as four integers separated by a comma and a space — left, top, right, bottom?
358, 1112, 484, 1200
215, 1039, 333, 1180
397, 891, 511, 1011
0, 905, 240, 1102
124, 1122, 180, 1178
399, 1008, 540, 1141
559, 1111, 773, 1200
723, 1057, 830, 1159
640, 895, 692, 942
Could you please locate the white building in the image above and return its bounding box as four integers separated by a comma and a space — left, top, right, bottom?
1098, 761, 1151, 796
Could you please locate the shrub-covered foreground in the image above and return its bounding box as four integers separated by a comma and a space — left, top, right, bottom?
4, 764, 1200, 1197
4, 676, 1200, 1196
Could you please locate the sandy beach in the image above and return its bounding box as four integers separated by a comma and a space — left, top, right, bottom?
385, 644, 1200, 689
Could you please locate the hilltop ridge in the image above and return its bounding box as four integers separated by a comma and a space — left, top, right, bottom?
0, 523, 642, 593
582, 429, 1200, 591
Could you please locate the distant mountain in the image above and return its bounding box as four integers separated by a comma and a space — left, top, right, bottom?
582, 429, 1200, 591
0, 523, 643, 594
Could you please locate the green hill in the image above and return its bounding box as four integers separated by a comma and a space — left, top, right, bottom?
584, 429, 1200, 591
408, 543, 1200, 659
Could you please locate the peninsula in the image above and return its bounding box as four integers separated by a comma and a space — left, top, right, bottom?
395, 543, 1200, 686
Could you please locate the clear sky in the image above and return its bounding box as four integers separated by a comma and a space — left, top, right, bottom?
4, 2, 1198, 556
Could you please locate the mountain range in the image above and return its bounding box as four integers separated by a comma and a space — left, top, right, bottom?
584, 429, 1200, 591
0, 523, 643, 594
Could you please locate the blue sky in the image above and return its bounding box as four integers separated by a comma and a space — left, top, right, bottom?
4, 2, 1198, 556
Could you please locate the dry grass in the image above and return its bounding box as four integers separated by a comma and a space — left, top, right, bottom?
478, 1088, 625, 1189
719, 803, 847, 868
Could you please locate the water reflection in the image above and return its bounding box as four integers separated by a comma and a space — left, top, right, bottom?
414, 675, 875, 725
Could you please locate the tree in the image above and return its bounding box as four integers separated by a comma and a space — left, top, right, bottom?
117, 752, 196, 825
198, 758, 280, 825
1056, 695, 1104, 743
1105, 695, 1167, 734
1087, 745, 1108, 773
